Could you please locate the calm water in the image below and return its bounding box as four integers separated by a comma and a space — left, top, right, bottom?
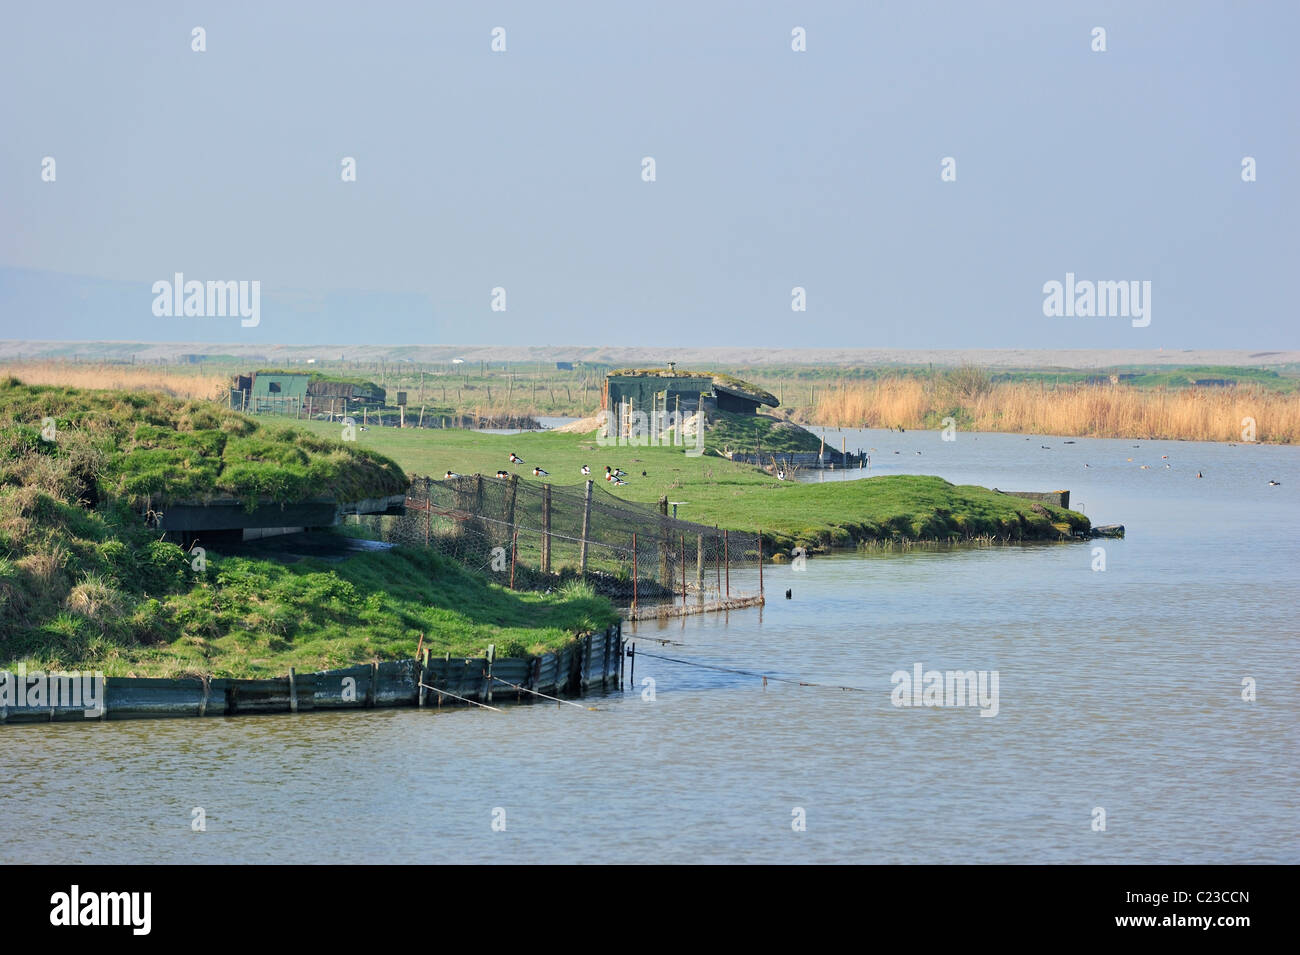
2, 431, 1296, 863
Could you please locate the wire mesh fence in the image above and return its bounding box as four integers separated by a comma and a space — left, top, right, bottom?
373, 475, 765, 618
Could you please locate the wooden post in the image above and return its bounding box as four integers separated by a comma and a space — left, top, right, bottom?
418, 648, 429, 707
758, 529, 763, 596
631, 532, 638, 613
288, 667, 298, 713
541, 483, 551, 573
418, 405, 425, 428
629, 642, 636, 685
579, 479, 593, 576
504, 473, 518, 528
485, 644, 495, 703
696, 532, 704, 600
424, 476, 432, 547
724, 529, 730, 597
509, 531, 518, 589
680, 534, 686, 603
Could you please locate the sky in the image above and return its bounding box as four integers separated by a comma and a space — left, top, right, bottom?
1, 0, 1296, 349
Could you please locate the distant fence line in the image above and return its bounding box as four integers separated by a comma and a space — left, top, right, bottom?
383, 476, 765, 617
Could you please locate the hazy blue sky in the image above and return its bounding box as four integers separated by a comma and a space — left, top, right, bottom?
1, 1, 1295, 348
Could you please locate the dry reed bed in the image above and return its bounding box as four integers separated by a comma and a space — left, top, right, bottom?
813, 380, 1300, 443
0, 362, 228, 401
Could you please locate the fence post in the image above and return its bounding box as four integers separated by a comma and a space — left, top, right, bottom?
657, 496, 670, 589
504, 473, 518, 528
758, 528, 763, 596
724, 529, 730, 598
680, 534, 686, 603
579, 479, 593, 577
509, 530, 518, 589
424, 476, 431, 547
418, 648, 429, 707
696, 533, 704, 602
541, 483, 551, 574
631, 532, 638, 614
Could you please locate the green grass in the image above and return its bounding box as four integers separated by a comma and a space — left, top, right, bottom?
703, 411, 824, 455
275, 419, 1089, 550
2, 543, 617, 678
0, 380, 407, 510
0, 380, 617, 677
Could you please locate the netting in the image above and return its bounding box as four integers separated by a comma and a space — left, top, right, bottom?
373, 475, 765, 617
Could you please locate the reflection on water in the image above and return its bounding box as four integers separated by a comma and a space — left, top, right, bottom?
1, 432, 1296, 863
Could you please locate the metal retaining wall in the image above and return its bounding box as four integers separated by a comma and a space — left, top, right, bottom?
0, 623, 623, 725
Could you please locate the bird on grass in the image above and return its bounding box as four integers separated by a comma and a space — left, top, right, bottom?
581, 464, 590, 475
776, 469, 786, 481
606, 472, 627, 486
444, 470, 460, 479
495, 470, 508, 479
532, 466, 549, 477
606, 466, 626, 478
509, 452, 524, 464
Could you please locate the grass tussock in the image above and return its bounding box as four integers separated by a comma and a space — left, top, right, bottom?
813, 373, 1300, 443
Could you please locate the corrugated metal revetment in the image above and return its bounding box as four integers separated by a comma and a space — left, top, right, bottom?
0, 623, 624, 725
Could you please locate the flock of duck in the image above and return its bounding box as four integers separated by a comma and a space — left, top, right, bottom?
444, 454, 633, 486
440, 445, 1282, 489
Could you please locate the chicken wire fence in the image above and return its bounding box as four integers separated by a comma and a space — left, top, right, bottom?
371, 475, 765, 618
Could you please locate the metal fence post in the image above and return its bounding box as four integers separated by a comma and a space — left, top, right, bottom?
541, 483, 551, 574
579, 479, 593, 577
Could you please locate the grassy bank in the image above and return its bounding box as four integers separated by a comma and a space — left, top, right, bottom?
280, 419, 1089, 550
0, 380, 616, 677
811, 376, 1300, 443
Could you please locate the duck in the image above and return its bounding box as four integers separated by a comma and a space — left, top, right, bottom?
1197, 472, 1203, 479
444, 470, 460, 479
532, 466, 549, 477
776, 469, 786, 481
508, 452, 524, 464
606, 465, 626, 477
495, 470, 508, 479
1268, 480, 1281, 487
580, 465, 590, 475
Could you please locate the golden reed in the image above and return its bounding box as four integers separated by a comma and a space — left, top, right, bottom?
812, 379, 1300, 444
0, 362, 229, 401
